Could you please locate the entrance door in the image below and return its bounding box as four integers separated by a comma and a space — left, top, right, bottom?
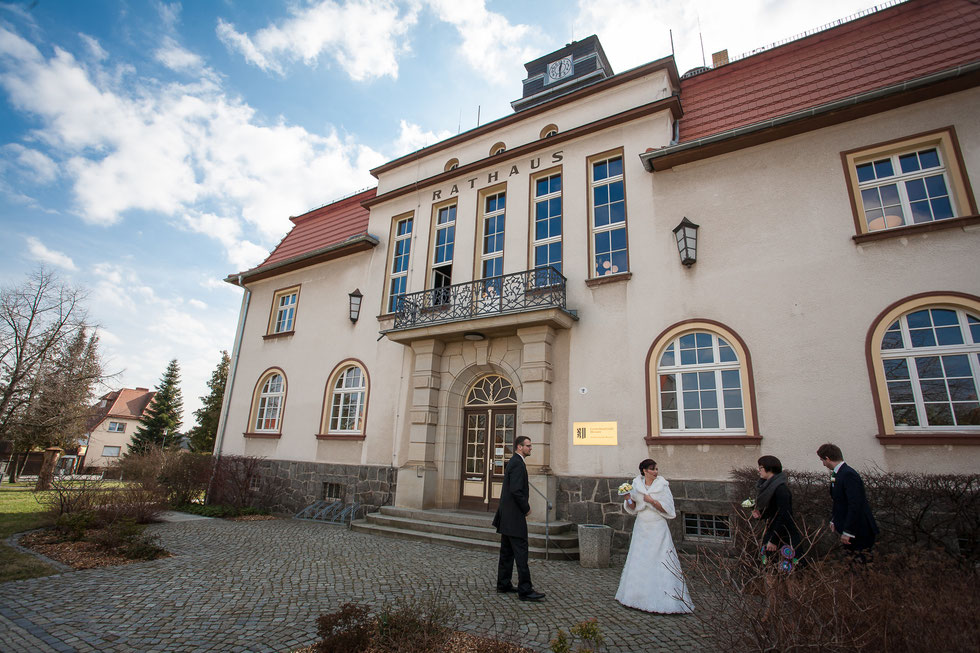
459, 406, 516, 511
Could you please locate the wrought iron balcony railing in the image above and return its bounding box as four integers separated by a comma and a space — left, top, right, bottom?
392, 267, 567, 330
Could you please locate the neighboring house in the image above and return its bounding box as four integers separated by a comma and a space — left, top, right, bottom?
215, 0, 980, 549
81, 388, 155, 471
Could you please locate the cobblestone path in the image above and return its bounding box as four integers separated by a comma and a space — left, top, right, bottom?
0, 518, 712, 652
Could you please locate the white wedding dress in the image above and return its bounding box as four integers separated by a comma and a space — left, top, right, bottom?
615, 475, 694, 613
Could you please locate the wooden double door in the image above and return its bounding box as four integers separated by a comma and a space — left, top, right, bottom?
459, 407, 516, 511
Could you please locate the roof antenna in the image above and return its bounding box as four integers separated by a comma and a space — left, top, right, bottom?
669, 28, 675, 58
457, 108, 462, 135
698, 14, 706, 67
477, 104, 481, 127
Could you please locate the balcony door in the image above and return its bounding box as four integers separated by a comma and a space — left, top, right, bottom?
459, 375, 517, 512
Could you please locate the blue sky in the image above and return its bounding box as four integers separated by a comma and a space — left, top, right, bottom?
0, 0, 882, 425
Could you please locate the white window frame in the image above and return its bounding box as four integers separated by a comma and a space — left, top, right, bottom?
386, 214, 414, 313
430, 203, 457, 302
102, 445, 121, 458
329, 366, 367, 434
532, 171, 562, 280
107, 421, 126, 433
479, 191, 506, 280
855, 146, 955, 232
589, 151, 629, 278
657, 332, 746, 435
254, 373, 285, 432
268, 287, 300, 335
880, 307, 980, 431
684, 513, 731, 541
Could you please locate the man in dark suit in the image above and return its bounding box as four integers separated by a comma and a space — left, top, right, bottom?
492, 435, 545, 601
817, 443, 878, 556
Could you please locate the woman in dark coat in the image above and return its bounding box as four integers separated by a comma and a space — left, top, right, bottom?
752, 455, 802, 567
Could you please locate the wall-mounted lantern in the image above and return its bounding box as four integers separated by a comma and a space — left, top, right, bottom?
672, 218, 700, 267
349, 289, 363, 323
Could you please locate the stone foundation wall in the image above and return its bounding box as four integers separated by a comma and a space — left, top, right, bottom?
256, 459, 397, 517
556, 476, 736, 552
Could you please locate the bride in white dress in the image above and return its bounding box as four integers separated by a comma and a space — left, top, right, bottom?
615, 459, 694, 613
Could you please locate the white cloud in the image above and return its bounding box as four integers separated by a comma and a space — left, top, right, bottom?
2, 143, 58, 183
188, 298, 207, 310
426, 0, 541, 85
154, 38, 204, 72
216, 0, 421, 81
0, 23, 385, 267
25, 236, 77, 270
574, 0, 883, 77
78, 33, 107, 61
392, 119, 454, 157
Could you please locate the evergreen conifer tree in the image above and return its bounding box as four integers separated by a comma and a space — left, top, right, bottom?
188, 351, 229, 453
129, 359, 183, 455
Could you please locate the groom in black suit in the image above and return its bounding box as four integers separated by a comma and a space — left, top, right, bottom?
817, 443, 878, 556
493, 436, 545, 601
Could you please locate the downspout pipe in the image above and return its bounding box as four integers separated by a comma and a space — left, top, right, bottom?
206, 274, 250, 502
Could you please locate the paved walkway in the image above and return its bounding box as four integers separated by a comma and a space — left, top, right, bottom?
0, 517, 711, 652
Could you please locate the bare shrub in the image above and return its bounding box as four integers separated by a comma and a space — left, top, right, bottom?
38, 476, 106, 516
208, 455, 265, 508
94, 484, 167, 524
316, 603, 373, 653
687, 508, 980, 652
730, 467, 980, 562
158, 450, 211, 505
117, 447, 167, 486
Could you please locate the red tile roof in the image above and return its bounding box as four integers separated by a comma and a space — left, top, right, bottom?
678, 0, 980, 143
242, 188, 376, 276
86, 388, 155, 431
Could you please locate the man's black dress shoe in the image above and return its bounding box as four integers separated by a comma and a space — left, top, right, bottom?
519, 591, 546, 601
496, 585, 517, 593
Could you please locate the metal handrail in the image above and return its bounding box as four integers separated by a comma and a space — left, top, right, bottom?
528, 482, 554, 561
392, 267, 567, 330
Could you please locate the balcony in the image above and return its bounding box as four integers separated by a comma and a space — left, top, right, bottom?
385, 267, 576, 342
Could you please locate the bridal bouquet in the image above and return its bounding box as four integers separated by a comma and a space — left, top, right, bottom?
741, 498, 756, 509
617, 482, 633, 496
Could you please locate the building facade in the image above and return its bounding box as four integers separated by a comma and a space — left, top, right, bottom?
82, 388, 155, 471
215, 0, 980, 548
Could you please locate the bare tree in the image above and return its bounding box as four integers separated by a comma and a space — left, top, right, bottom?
1, 268, 112, 475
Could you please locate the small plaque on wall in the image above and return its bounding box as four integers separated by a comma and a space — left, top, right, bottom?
572, 421, 618, 445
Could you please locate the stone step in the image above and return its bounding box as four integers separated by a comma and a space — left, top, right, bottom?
378, 506, 575, 535
350, 520, 579, 560
365, 512, 579, 549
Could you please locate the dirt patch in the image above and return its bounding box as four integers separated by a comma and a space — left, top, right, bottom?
292, 632, 532, 652
227, 514, 278, 522
19, 530, 171, 569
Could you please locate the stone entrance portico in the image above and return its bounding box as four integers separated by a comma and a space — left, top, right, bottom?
387, 308, 576, 516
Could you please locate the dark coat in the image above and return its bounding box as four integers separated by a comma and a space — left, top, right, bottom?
761, 483, 801, 549
492, 454, 529, 539
830, 463, 879, 549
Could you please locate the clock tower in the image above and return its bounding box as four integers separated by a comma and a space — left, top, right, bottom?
512, 35, 614, 113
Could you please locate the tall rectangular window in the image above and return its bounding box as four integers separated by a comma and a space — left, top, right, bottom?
532, 172, 562, 285
386, 215, 413, 313
431, 203, 456, 304
589, 152, 629, 278
268, 286, 300, 335
480, 191, 506, 279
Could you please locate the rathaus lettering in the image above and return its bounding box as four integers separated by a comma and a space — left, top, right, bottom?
431, 151, 563, 201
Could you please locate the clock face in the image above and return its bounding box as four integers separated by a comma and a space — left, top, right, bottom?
548, 57, 572, 81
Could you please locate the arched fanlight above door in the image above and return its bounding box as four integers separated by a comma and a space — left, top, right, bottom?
465, 375, 517, 406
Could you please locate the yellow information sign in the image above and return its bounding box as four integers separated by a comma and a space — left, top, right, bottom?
572, 421, 618, 445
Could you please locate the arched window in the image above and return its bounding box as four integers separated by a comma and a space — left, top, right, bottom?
646, 321, 759, 441
490, 142, 506, 156
320, 360, 370, 438
869, 294, 980, 438
444, 158, 459, 172
248, 368, 286, 436
540, 124, 558, 139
